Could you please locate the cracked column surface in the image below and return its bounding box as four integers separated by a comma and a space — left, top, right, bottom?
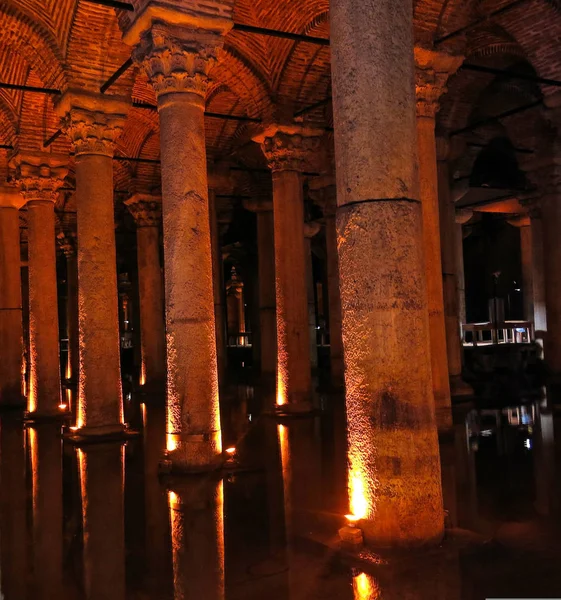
12, 153, 67, 417
124, 194, 166, 393
330, 0, 444, 546
58, 92, 128, 435
0, 185, 25, 406
256, 125, 322, 413
124, 4, 233, 469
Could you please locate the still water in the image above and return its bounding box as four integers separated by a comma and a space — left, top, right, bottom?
1, 386, 561, 599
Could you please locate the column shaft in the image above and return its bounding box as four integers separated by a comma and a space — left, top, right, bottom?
0, 206, 24, 405
75, 154, 123, 432
256, 209, 276, 375
455, 223, 467, 327
66, 251, 79, 383
305, 236, 318, 369
158, 93, 220, 468
531, 213, 547, 339
417, 117, 451, 429
137, 226, 166, 389
331, 0, 443, 546
520, 224, 534, 322
27, 200, 61, 415
272, 170, 311, 410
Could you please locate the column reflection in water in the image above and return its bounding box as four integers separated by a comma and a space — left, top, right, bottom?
0, 414, 27, 600
29, 423, 63, 599
455, 415, 479, 531
533, 395, 558, 516
78, 442, 125, 600
168, 477, 224, 600
142, 403, 173, 592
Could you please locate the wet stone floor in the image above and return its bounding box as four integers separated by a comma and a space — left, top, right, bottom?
2, 386, 561, 599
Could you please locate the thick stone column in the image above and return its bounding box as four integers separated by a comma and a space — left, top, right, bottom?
244, 199, 277, 377
415, 49, 463, 429
125, 8, 233, 469
0, 185, 25, 406
58, 92, 128, 435
330, 0, 444, 546
255, 126, 322, 412
209, 189, 227, 383
304, 221, 320, 370
437, 142, 472, 397
12, 153, 67, 417
124, 194, 166, 393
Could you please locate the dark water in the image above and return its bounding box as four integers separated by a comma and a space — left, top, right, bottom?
2, 386, 561, 599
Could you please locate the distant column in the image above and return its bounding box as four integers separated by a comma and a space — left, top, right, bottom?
304, 221, 321, 370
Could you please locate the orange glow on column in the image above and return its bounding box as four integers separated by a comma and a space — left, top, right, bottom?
349, 469, 369, 520
352, 572, 381, 600
166, 433, 179, 452
276, 369, 287, 406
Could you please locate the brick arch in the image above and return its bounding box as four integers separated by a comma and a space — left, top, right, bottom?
0, 97, 18, 147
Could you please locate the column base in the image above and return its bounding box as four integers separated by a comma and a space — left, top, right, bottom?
160, 431, 222, 474
273, 400, 315, 417
25, 408, 70, 423
63, 422, 135, 444
449, 375, 473, 398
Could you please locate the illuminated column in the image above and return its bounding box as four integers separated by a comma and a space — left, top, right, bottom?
256, 126, 322, 412
125, 8, 233, 470
226, 266, 246, 338
29, 424, 63, 599
304, 221, 320, 370
12, 153, 67, 417
168, 478, 224, 600
309, 179, 345, 386
244, 199, 277, 377
437, 141, 472, 397
78, 443, 125, 600
508, 215, 533, 322
58, 92, 127, 435
124, 194, 166, 392
415, 49, 463, 429
529, 205, 547, 339
209, 189, 227, 383
454, 209, 472, 329
0, 185, 25, 406
331, 0, 444, 546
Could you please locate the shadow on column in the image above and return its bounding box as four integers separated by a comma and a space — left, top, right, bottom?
77, 442, 125, 600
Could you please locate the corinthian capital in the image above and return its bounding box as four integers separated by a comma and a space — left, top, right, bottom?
254, 125, 324, 173
10, 152, 68, 204
414, 47, 463, 119
57, 91, 129, 157
124, 193, 162, 227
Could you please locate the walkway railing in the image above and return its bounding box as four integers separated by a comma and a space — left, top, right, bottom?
462, 321, 534, 346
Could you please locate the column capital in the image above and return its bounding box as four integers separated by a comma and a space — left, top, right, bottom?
254, 124, 324, 173
57, 90, 129, 157
0, 184, 25, 209
10, 152, 68, 204
124, 193, 162, 227
56, 230, 77, 257
304, 221, 321, 239
414, 47, 463, 119
243, 198, 273, 213
226, 265, 243, 295
455, 208, 473, 225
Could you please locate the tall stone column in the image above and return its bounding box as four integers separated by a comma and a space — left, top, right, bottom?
437, 142, 471, 397
12, 153, 67, 417
125, 8, 233, 469
226, 266, 246, 338
304, 221, 320, 370
415, 49, 463, 429
309, 178, 345, 386
330, 0, 444, 546
529, 205, 547, 340
209, 189, 227, 383
124, 194, 166, 393
255, 126, 322, 412
0, 185, 25, 406
244, 199, 276, 378
508, 216, 533, 321
58, 92, 128, 435
454, 209, 472, 328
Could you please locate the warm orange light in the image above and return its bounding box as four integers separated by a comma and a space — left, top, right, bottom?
69, 426, 79, 431
352, 572, 380, 600
345, 513, 361, 524
166, 433, 179, 452
59, 403, 67, 410
349, 470, 368, 520
225, 447, 236, 455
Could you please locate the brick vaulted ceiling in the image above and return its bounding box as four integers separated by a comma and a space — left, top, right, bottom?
2, 0, 561, 215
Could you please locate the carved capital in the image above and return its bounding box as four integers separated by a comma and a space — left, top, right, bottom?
455, 208, 473, 225
124, 193, 162, 227
10, 152, 68, 204
255, 125, 324, 173
414, 47, 463, 119
243, 198, 273, 213
304, 221, 321, 239
133, 23, 226, 99
56, 230, 77, 257
226, 265, 243, 296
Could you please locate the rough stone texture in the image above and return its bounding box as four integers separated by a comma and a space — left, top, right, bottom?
65, 247, 79, 383
78, 444, 125, 600
0, 186, 25, 406
331, 0, 444, 547
226, 266, 246, 335
125, 193, 166, 391
304, 221, 321, 370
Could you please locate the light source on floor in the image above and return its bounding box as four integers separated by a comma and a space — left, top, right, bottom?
352, 571, 380, 600
58, 403, 67, 410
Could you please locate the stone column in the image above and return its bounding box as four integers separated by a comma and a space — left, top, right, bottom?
454, 209, 472, 328
330, 0, 444, 546
304, 221, 320, 370
209, 189, 227, 383
255, 126, 322, 413
415, 49, 463, 429
12, 153, 67, 417
243, 199, 277, 378
437, 142, 472, 397
309, 179, 345, 386
124, 194, 166, 393
508, 215, 533, 322
226, 266, 246, 338
125, 8, 233, 469
58, 92, 128, 436
0, 185, 25, 406
529, 205, 547, 340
